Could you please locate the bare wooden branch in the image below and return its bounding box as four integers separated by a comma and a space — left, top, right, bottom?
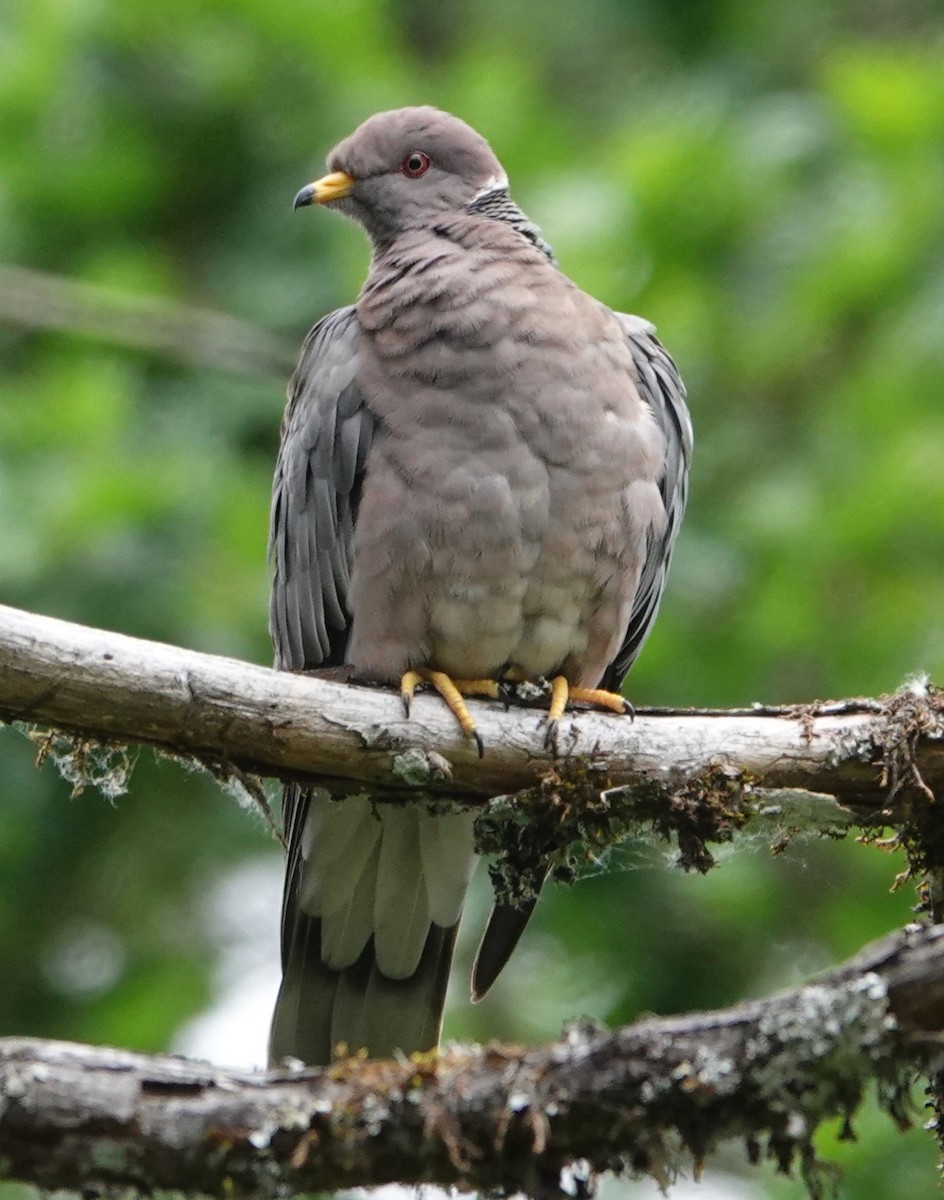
1, 923, 940, 1198
0, 263, 295, 379
1, 603, 942, 824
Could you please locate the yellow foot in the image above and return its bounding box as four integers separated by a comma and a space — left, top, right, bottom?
543, 676, 634, 750
547, 675, 570, 723
569, 686, 635, 717
400, 670, 500, 757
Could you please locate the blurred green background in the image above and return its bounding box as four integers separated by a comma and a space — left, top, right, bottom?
1, 0, 943, 1195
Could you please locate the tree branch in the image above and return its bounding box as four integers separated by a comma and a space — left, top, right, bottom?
0, 263, 295, 379
1, 604, 941, 811
2, 594, 943, 907
1, 923, 941, 1198
5, 602, 944, 907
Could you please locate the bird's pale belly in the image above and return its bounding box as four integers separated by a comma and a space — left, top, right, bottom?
425, 507, 626, 687
428, 583, 581, 681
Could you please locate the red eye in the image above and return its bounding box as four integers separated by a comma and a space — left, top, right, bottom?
401, 151, 431, 178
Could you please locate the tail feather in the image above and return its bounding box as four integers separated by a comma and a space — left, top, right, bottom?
373, 806, 431, 978
334, 925, 458, 1059
270, 787, 475, 1065
321, 838, 380, 969
419, 809, 478, 925
270, 911, 338, 1065
270, 915, 459, 1064
471, 883, 545, 1002
299, 794, 380, 918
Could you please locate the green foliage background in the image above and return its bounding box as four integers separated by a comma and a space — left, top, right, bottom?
1, 0, 943, 1195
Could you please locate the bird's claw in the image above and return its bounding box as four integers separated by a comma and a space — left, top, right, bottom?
399, 668, 491, 756
400, 669, 629, 759
540, 676, 633, 752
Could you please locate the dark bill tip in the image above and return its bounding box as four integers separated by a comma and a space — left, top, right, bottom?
293, 184, 316, 211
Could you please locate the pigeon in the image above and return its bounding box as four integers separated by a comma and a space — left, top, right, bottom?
268, 107, 691, 1064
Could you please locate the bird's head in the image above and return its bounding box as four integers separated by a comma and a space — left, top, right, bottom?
293, 107, 508, 245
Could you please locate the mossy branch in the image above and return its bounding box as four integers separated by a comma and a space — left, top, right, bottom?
1, 924, 941, 1198
3, 602, 944, 908
2, 604, 943, 811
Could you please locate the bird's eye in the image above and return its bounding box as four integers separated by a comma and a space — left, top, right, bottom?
401, 151, 431, 178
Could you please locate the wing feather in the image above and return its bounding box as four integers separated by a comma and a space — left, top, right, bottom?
269, 304, 372, 672
601, 313, 693, 691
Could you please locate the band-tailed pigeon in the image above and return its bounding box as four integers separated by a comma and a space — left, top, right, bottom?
268, 107, 692, 1065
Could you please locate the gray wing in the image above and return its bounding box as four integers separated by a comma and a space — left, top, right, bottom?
600, 312, 692, 693
269, 304, 373, 672
270, 306, 376, 1061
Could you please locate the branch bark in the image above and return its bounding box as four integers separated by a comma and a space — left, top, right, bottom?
3, 607, 944, 1195
2, 923, 941, 1198
1, 604, 942, 820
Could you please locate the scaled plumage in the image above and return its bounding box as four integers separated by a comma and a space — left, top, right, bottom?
269, 107, 692, 1065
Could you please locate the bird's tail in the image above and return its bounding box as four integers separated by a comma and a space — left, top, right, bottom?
269, 788, 477, 1065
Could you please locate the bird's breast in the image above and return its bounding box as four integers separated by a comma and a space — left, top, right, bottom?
345, 233, 666, 685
